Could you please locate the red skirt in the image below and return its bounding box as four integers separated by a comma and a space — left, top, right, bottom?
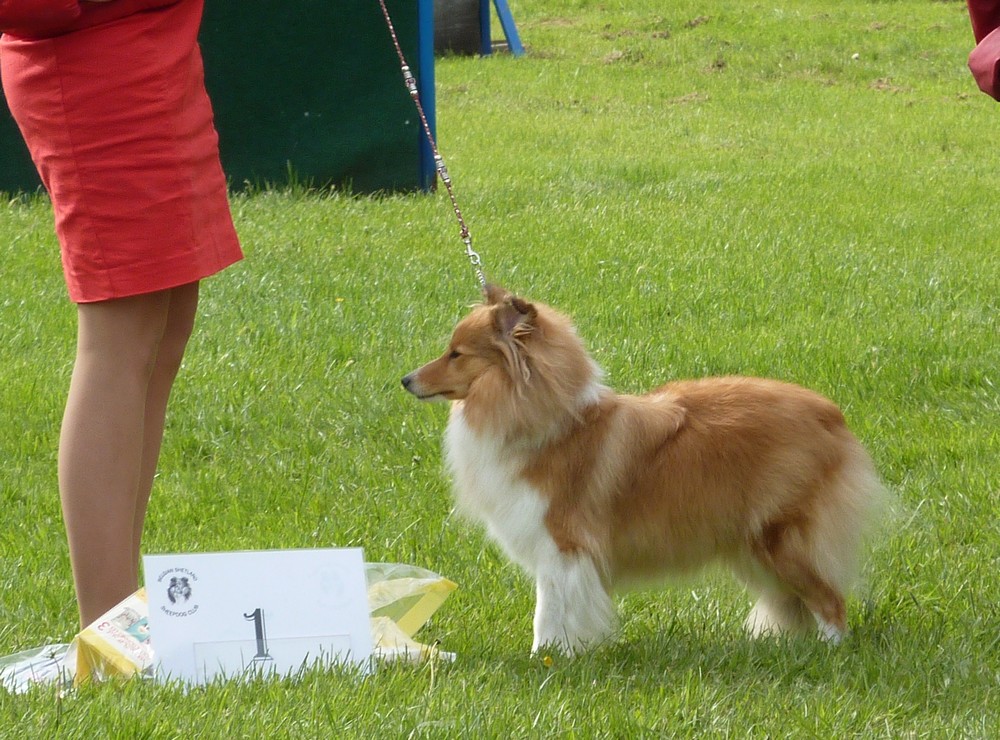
1, 0, 243, 302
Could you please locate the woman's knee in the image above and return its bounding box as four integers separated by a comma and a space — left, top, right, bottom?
76, 290, 174, 375
156, 282, 201, 370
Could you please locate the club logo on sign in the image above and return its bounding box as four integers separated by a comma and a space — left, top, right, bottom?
168, 577, 192, 604
156, 567, 201, 617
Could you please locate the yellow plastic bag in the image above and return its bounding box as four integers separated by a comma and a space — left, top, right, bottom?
365, 562, 457, 661
366, 562, 457, 636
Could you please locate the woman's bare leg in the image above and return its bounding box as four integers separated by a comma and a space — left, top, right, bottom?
131, 282, 199, 574
58, 282, 199, 627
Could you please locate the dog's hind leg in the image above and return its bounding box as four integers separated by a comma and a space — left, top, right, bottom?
749, 454, 886, 642
750, 522, 849, 642
731, 558, 815, 637
744, 591, 815, 637
532, 550, 616, 655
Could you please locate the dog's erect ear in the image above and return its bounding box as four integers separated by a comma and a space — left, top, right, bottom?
492, 295, 538, 339
483, 284, 509, 305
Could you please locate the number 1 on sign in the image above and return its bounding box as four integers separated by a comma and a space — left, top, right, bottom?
243, 608, 272, 665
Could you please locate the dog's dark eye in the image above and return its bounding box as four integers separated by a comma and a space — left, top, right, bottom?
448, 350, 461, 360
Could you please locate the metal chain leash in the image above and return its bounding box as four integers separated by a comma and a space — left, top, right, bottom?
376, 0, 488, 294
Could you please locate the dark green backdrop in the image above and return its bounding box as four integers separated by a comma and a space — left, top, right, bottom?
0, 0, 435, 194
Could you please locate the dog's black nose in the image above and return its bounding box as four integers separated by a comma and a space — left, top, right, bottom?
401, 374, 413, 390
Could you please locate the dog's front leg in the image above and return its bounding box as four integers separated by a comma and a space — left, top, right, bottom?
531, 551, 617, 655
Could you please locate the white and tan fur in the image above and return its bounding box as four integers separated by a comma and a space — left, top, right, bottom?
402, 286, 885, 654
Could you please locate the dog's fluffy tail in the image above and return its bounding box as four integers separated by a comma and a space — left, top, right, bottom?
810, 441, 890, 597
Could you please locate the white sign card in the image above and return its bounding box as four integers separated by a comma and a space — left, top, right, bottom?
143, 548, 373, 685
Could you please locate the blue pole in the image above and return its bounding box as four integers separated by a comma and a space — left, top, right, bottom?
417, 0, 437, 190
493, 0, 524, 56
479, 0, 492, 55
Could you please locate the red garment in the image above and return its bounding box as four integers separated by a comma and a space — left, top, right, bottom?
1, 0, 242, 302
968, 0, 1000, 42
0, 0, 80, 37
967, 0, 1000, 99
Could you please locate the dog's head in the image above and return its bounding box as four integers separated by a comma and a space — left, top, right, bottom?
401, 285, 539, 402
403, 286, 605, 440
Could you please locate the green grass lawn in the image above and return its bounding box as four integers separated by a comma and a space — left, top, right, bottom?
2, 0, 998, 735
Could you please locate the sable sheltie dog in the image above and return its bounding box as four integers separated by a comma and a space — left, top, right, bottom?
402, 286, 885, 654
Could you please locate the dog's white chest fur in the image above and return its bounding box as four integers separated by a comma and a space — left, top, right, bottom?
445, 404, 618, 652
445, 406, 557, 575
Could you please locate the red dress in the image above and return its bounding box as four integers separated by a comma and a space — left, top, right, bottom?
0, 0, 243, 302
968, 0, 1000, 42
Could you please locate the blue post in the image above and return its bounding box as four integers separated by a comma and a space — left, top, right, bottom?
479, 0, 492, 55
478, 0, 524, 57
493, 0, 524, 56
418, 0, 437, 191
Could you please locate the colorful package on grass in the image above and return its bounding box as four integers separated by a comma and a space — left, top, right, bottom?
66, 588, 153, 685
